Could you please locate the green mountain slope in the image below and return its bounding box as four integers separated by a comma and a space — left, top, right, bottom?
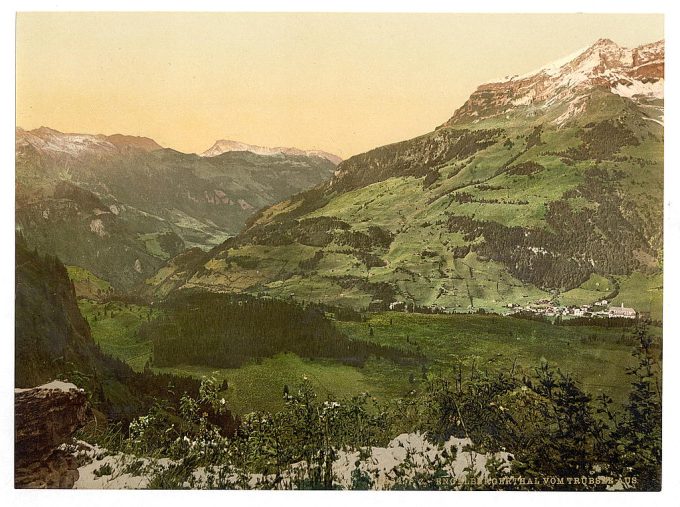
146, 39, 663, 316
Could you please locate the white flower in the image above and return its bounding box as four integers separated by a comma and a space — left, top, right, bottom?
220, 398, 226, 405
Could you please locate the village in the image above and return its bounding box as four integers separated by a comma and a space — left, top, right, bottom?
387, 299, 638, 320
503, 299, 638, 319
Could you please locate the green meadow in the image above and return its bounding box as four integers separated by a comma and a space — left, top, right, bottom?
78, 299, 161, 372
79, 298, 657, 414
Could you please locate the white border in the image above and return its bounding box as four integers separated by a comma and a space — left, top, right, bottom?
2, 2, 678, 507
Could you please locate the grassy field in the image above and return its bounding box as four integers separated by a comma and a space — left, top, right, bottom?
153, 354, 413, 415
78, 299, 160, 372
80, 298, 657, 414
67, 265, 113, 299
337, 312, 660, 407
558, 273, 614, 307
612, 272, 663, 321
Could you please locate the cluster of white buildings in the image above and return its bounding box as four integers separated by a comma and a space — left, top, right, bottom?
385, 298, 637, 319
506, 299, 637, 319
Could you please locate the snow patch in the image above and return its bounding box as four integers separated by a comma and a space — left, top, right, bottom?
18, 127, 117, 157
511, 93, 534, 106
644, 117, 664, 127
553, 95, 589, 127
611, 78, 664, 100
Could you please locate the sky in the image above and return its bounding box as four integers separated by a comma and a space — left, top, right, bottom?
16, 12, 663, 158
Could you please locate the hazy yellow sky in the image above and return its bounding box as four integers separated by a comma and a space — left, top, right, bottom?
16, 13, 663, 158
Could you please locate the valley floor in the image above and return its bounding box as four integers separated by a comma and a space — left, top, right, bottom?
79, 299, 661, 414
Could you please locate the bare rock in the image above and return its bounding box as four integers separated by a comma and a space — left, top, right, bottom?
15, 380, 90, 488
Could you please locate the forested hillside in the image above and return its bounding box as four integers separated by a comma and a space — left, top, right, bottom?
143, 292, 421, 369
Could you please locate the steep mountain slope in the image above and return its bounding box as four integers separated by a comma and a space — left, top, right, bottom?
15, 235, 211, 423
16, 128, 339, 288
146, 39, 663, 317
15, 235, 97, 387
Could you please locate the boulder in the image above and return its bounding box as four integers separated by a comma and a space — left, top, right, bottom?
15, 380, 90, 488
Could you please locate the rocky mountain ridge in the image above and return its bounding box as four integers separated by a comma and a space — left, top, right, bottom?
443, 38, 663, 127
16, 126, 163, 158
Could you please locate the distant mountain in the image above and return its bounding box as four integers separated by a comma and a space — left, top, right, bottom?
16, 127, 338, 289
16, 126, 162, 157
146, 39, 663, 318
201, 139, 343, 165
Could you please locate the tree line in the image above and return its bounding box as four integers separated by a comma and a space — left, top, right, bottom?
144, 291, 421, 369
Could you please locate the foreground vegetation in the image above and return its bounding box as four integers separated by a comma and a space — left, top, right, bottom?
79, 323, 661, 490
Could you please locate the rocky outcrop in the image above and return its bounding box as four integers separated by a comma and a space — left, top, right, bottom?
15, 381, 91, 488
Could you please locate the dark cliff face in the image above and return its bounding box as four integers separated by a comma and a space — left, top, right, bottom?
15, 235, 97, 387
15, 236, 236, 428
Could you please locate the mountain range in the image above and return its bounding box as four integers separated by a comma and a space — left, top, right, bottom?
143, 38, 663, 318
16, 127, 340, 288
201, 139, 343, 165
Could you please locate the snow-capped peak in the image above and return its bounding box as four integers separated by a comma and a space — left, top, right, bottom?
445, 38, 664, 127
486, 44, 591, 84
201, 140, 342, 165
